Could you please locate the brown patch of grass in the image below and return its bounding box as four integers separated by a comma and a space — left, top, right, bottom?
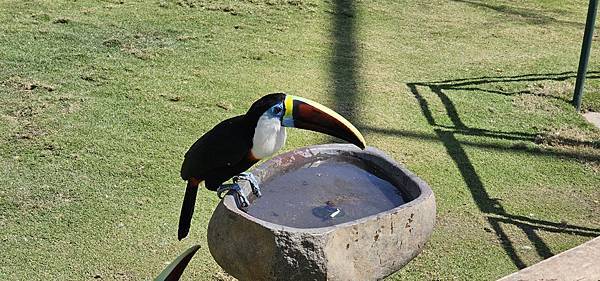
52, 17, 70, 24
4, 76, 55, 92
205, 4, 237, 14
0, 78, 72, 141
527, 81, 572, 97
102, 38, 121, 48
176, 35, 197, 41
57, 96, 82, 114
159, 94, 183, 102
10, 101, 47, 141
513, 94, 560, 114
166, 0, 317, 11
121, 44, 153, 60
11, 184, 76, 214
533, 126, 600, 174
584, 161, 600, 173
174, 0, 199, 8
513, 80, 574, 115
534, 127, 600, 150
14, 124, 45, 140
106, 31, 175, 60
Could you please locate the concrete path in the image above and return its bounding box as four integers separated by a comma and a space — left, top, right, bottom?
584, 112, 600, 129
498, 236, 600, 281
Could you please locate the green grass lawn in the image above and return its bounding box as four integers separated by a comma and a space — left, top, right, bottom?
1, 0, 599, 280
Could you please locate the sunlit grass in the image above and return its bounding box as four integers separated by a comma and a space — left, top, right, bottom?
0, 0, 599, 280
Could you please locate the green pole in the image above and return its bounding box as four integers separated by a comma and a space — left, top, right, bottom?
573, 0, 599, 112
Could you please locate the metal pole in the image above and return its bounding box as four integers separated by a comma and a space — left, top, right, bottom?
573, 0, 599, 112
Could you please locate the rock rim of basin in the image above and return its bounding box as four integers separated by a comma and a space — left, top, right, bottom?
208, 144, 436, 281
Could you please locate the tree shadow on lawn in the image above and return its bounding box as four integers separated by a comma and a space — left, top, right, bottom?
382, 78, 600, 269
451, 0, 584, 28
328, 0, 599, 271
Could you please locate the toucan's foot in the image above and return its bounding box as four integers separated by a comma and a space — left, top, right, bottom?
234, 172, 262, 198
217, 184, 249, 208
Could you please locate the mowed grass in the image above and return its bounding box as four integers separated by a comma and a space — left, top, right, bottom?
1, 0, 599, 280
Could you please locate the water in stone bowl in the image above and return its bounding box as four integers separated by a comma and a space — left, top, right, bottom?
208, 145, 436, 281
246, 156, 407, 228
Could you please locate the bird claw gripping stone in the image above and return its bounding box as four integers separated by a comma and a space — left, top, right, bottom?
233, 172, 262, 198
217, 184, 249, 209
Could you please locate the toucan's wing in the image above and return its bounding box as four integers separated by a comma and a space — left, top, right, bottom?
180, 115, 252, 182
178, 115, 252, 240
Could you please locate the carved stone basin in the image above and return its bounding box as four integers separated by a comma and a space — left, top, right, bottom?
207, 144, 436, 281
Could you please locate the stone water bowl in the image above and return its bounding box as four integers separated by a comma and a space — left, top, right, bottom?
207, 144, 436, 281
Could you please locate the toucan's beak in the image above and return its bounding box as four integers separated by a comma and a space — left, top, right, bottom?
281, 95, 366, 149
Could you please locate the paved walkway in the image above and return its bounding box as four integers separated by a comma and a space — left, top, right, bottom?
584, 112, 600, 129
498, 236, 600, 281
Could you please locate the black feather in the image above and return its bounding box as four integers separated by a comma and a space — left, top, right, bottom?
178, 181, 198, 241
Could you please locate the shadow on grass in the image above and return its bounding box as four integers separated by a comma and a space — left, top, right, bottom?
404, 79, 599, 268
362, 126, 600, 164
327, 0, 599, 271
330, 0, 359, 124
452, 0, 584, 27
416, 71, 600, 104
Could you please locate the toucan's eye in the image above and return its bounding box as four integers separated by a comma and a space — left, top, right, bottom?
273, 106, 282, 114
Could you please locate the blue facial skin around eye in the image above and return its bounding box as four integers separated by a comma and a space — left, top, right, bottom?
271, 103, 284, 117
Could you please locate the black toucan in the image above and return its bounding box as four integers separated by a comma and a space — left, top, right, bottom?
178, 93, 366, 240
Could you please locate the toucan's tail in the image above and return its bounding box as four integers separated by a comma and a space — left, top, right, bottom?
178, 180, 199, 240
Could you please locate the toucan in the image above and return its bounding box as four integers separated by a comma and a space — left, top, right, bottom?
178, 93, 366, 240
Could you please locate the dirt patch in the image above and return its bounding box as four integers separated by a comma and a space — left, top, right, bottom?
4, 76, 55, 92
533, 127, 600, 173
80, 73, 108, 85
176, 35, 197, 41
526, 81, 573, 99
57, 96, 82, 114
205, 4, 238, 15
159, 94, 182, 102
111, 271, 136, 280
216, 101, 233, 110
512, 80, 573, 114
162, 0, 317, 12
513, 94, 560, 114
1, 77, 78, 142
584, 161, 600, 173
11, 185, 77, 214
53, 17, 70, 24
14, 124, 45, 140
102, 38, 121, 48
102, 32, 175, 60
121, 44, 153, 60
241, 54, 263, 61
534, 127, 600, 149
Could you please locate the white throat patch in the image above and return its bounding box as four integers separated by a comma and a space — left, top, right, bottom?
251, 113, 287, 159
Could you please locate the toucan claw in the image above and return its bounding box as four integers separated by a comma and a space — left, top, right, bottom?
217, 184, 249, 208
234, 172, 262, 198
